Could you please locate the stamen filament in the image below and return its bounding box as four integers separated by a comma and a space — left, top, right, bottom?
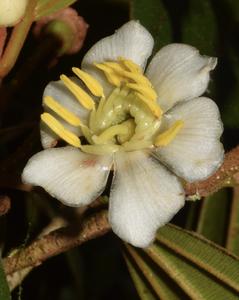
60, 74, 95, 110
41, 113, 81, 148
118, 57, 142, 73
72, 67, 104, 98
44, 96, 82, 127
94, 63, 122, 87
126, 82, 157, 101
135, 92, 163, 118
115, 69, 152, 86
155, 120, 184, 147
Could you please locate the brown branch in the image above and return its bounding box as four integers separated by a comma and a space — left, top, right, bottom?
4, 210, 110, 275
7, 217, 66, 290
185, 146, 239, 198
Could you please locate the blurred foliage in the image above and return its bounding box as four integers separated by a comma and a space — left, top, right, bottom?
0, 258, 11, 300
0, 0, 239, 299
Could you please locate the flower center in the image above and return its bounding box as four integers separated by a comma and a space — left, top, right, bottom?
42, 57, 184, 155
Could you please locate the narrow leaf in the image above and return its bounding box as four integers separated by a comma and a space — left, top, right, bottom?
124, 254, 157, 300
125, 247, 187, 300
227, 187, 239, 254
146, 243, 239, 300
155, 224, 239, 293
196, 189, 230, 245
0, 258, 11, 300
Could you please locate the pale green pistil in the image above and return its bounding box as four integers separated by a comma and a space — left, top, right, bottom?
41, 58, 184, 155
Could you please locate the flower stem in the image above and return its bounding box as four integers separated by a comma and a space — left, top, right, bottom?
3, 210, 110, 275
0, 0, 37, 79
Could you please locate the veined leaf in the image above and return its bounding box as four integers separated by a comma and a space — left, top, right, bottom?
227, 187, 239, 255
35, 0, 77, 20
196, 189, 230, 245
124, 254, 157, 300
155, 224, 239, 293
130, 0, 172, 53
0, 258, 11, 300
125, 248, 188, 300
145, 244, 239, 300
126, 224, 239, 300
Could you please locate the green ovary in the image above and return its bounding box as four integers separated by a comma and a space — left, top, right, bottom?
41, 58, 184, 155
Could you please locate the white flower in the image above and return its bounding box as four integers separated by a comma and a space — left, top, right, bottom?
0, 0, 28, 27
22, 21, 224, 248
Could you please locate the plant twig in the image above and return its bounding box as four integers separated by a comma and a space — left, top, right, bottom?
7, 217, 67, 291
4, 210, 110, 275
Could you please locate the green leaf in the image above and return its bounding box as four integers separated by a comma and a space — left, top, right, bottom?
196, 189, 230, 245
125, 248, 187, 300
35, 0, 77, 20
226, 187, 239, 255
146, 244, 239, 300
0, 258, 11, 300
155, 224, 239, 293
181, 0, 218, 55
124, 254, 157, 300
125, 224, 239, 299
130, 0, 172, 53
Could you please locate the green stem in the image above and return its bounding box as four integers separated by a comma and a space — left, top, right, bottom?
0, 0, 37, 79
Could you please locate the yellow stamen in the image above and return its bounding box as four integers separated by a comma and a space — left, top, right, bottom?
94, 63, 122, 87
135, 92, 163, 118
60, 74, 95, 110
102, 61, 151, 86
72, 67, 104, 98
41, 113, 81, 148
154, 120, 184, 146
118, 57, 142, 73
116, 69, 152, 86
126, 82, 157, 102
44, 96, 82, 127
103, 61, 127, 73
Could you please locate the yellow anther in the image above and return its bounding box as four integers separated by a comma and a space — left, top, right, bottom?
41, 113, 81, 148
136, 92, 163, 118
126, 83, 157, 102
60, 74, 95, 110
94, 63, 122, 87
118, 57, 142, 73
72, 67, 104, 98
154, 120, 184, 147
44, 96, 82, 127
116, 68, 152, 87
103, 61, 126, 73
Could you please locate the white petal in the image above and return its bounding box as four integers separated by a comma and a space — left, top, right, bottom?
41, 79, 91, 148
82, 21, 154, 97
154, 97, 224, 182
40, 126, 58, 149
22, 146, 112, 207
82, 20, 154, 70
146, 44, 217, 112
109, 151, 184, 248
